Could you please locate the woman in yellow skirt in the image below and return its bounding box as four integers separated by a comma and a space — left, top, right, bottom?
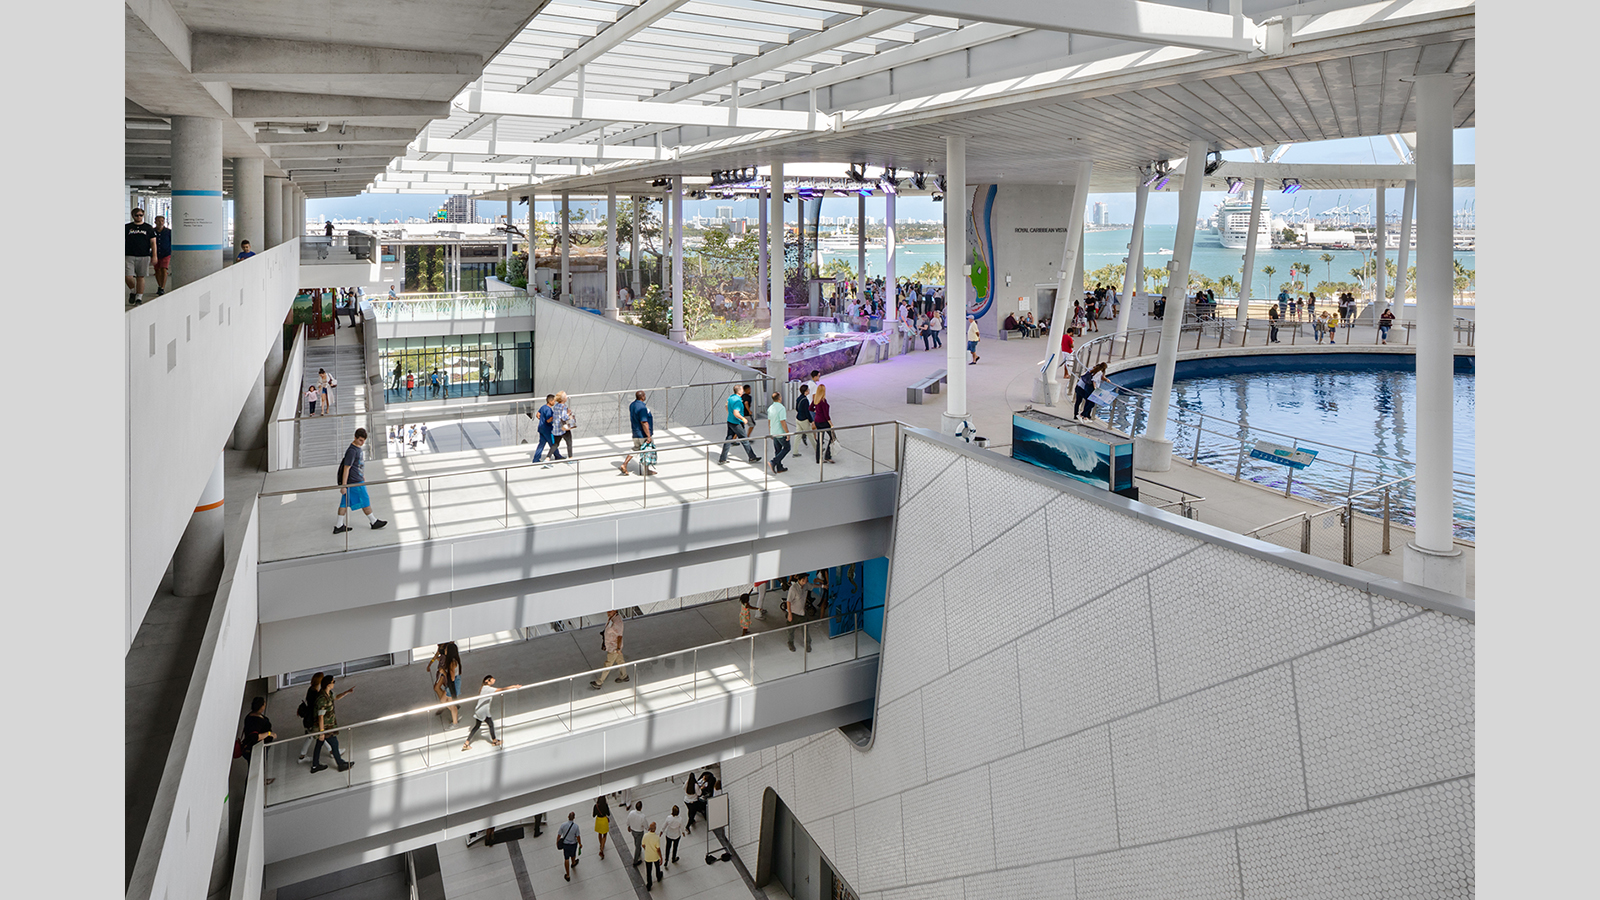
593, 796, 612, 859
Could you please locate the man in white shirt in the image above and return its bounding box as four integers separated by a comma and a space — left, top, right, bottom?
590, 610, 629, 689
462, 674, 519, 750
966, 315, 981, 364
626, 801, 648, 867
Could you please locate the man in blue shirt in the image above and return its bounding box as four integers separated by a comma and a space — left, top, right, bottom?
1277, 288, 1289, 319
766, 391, 791, 474
235, 240, 256, 261
333, 428, 388, 535
717, 387, 759, 465
533, 394, 564, 464
618, 390, 657, 476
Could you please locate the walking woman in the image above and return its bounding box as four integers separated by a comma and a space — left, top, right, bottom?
1074, 362, 1109, 421
553, 391, 577, 459
593, 795, 612, 859
428, 642, 462, 726
794, 384, 813, 448
297, 673, 325, 764
810, 384, 834, 463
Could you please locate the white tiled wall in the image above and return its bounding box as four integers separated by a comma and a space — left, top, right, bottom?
720, 433, 1474, 899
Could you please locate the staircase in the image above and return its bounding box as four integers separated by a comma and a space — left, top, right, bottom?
296, 333, 368, 468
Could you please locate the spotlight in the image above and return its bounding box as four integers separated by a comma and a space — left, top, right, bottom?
931, 193, 943, 202
911, 171, 926, 190
1142, 166, 1164, 188
1226, 177, 1244, 195
930, 174, 945, 193
845, 164, 867, 183
1154, 174, 1171, 191
1204, 150, 1225, 176
1281, 178, 1300, 194
856, 187, 874, 198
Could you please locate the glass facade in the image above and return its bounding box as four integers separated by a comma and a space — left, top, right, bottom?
378, 331, 533, 404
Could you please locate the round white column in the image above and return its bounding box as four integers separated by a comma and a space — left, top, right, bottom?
1234, 177, 1265, 341
605, 187, 619, 319
1116, 175, 1150, 338
170, 116, 225, 286
234, 157, 265, 261
670, 178, 686, 342
940, 135, 969, 436
769, 163, 786, 379
263, 176, 284, 247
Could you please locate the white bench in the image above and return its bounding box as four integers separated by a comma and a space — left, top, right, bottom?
906, 369, 949, 404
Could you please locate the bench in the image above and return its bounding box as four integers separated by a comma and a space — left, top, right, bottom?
906, 369, 949, 404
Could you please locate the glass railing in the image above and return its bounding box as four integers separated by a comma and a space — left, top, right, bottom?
261, 607, 883, 807
259, 420, 901, 561
370, 291, 535, 322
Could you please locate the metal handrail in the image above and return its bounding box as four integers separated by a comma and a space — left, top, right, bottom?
260, 419, 902, 498
289, 604, 883, 743
284, 377, 763, 425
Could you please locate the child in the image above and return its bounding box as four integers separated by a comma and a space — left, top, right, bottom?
739, 593, 752, 636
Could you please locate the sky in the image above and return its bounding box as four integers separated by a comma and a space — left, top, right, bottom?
308, 130, 1475, 228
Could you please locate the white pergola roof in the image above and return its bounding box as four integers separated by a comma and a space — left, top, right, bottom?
332, 0, 1474, 198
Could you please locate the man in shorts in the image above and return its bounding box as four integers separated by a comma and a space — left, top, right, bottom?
153, 214, 173, 295
557, 812, 584, 880
126, 208, 157, 305
619, 390, 657, 476
334, 428, 388, 535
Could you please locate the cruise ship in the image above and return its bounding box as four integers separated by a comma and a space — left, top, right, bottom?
1211, 195, 1275, 249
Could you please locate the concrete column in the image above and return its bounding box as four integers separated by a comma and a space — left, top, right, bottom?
1036, 159, 1094, 405
659, 186, 669, 289
560, 192, 571, 302
769, 166, 786, 376
670, 177, 686, 342
756, 189, 769, 308
1234, 177, 1265, 338
940, 135, 969, 436
505, 197, 514, 264
857, 193, 867, 301
631, 196, 643, 298
884, 189, 897, 328
234, 157, 265, 262
1116, 174, 1150, 338
1404, 74, 1466, 596
281, 181, 295, 247
1393, 179, 1416, 311
1373, 183, 1387, 314
264, 177, 283, 247
605, 187, 619, 319
170, 116, 225, 287
1134, 138, 1209, 472
172, 453, 225, 597
232, 365, 267, 450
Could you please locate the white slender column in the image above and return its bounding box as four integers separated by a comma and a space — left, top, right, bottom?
670, 177, 686, 342
631, 196, 643, 298
264, 177, 283, 247
560, 192, 571, 303
884, 189, 898, 328
1036, 159, 1094, 405
757, 188, 769, 309
1234, 177, 1265, 338
857, 193, 867, 298
1116, 175, 1150, 338
1373, 183, 1387, 314
941, 135, 969, 436
1135, 138, 1209, 472
605, 187, 619, 319
172, 453, 225, 597
281, 181, 295, 246
234, 157, 264, 262
170, 116, 225, 286
505, 197, 513, 264
769, 164, 786, 377
1393, 180, 1416, 311
1404, 74, 1466, 595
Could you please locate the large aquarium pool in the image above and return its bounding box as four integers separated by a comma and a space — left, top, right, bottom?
1108, 354, 1475, 537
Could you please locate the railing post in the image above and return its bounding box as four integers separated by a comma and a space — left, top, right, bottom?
871, 424, 877, 475
692, 649, 699, 700
1234, 441, 1245, 481
1284, 463, 1295, 499
1343, 500, 1355, 566
575, 459, 581, 517
1348, 455, 1358, 495
1300, 514, 1311, 554
1382, 488, 1392, 554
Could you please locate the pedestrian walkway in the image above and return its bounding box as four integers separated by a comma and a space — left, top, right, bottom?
295, 326, 368, 466
261, 595, 879, 806
436, 773, 788, 900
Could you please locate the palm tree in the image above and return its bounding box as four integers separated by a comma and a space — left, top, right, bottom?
1321, 252, 1335, 282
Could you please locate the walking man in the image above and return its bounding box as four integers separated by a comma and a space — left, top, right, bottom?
642, 822, 663, 889
767, 391, 791, 474
310, 677, 355, 773
557, 812, 583, 881
619, 390, 657, 476
153, 215, 173, 295
533, 394, 564, 464
462, 675, 519, 751
126, 207, 157, 305
966, 315, 981, 364
590, 610, 629, 689
624, 801, 649, 867
717, 386, 760, 465
334, 428, 388, 534
929, 308, 943, 348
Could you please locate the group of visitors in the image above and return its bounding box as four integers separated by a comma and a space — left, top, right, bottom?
558, 770, 720, 888
714, 370, 837, 469
304, 367, 339, 417
533, 391, 579, 464
124, 207, 170, 305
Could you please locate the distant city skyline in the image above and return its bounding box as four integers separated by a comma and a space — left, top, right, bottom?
307, 131, 1475, 228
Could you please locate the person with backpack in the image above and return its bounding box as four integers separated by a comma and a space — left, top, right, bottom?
556, 811, 584, 881
296, 673, 325, 764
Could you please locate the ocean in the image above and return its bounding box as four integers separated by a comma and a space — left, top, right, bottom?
818, 225, 1476, 293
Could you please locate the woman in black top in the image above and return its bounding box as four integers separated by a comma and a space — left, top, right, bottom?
242, 696, 276, 783
794, 385, 812, 447
593, 795, 612, 859
297, 673, 325, 764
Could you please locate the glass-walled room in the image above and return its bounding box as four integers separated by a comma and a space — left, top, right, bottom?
378, 331, 533, 404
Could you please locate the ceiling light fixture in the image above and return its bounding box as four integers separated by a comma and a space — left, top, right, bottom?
1281, 178, 1301, 194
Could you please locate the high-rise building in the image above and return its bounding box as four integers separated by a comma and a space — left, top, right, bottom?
716, 205, 733, 221
1094, 201, 1110, 225
444, 194, 477, 223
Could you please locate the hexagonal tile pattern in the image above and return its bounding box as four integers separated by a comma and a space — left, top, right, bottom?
889, 455, 973, 598
898, 437, 961, 504
988, 725, 1118, 866
966, 455, 1052, 550
829, 808, 858, 887
1075, 830, 1241, 900
1239, 778, 1474, 900
920, 644, 1024, 781
850, 693, 929, 806
1147, 542, 1372, 699
1295, 612, 1475, 807
941, 510, 1054, 671
790, 732, 857, 822
877, 581, 949, 705
900, 767, 997, 878
1371, 592, 1428, 627
880, 880, 966, 900
1017, 576, 1158, 747
1111, 665, 1305, 845
1046, 492, 1203, 616
851, 794, 907, 893
964, 858, 1076, 900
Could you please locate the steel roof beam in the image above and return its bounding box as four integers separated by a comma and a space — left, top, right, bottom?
464, 89, 832, 131
232, 91, 450, 120
254, 126, 422, 145
191, 33, 483, 77
418, 135, 665, 160
858, 0, 1258, 54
